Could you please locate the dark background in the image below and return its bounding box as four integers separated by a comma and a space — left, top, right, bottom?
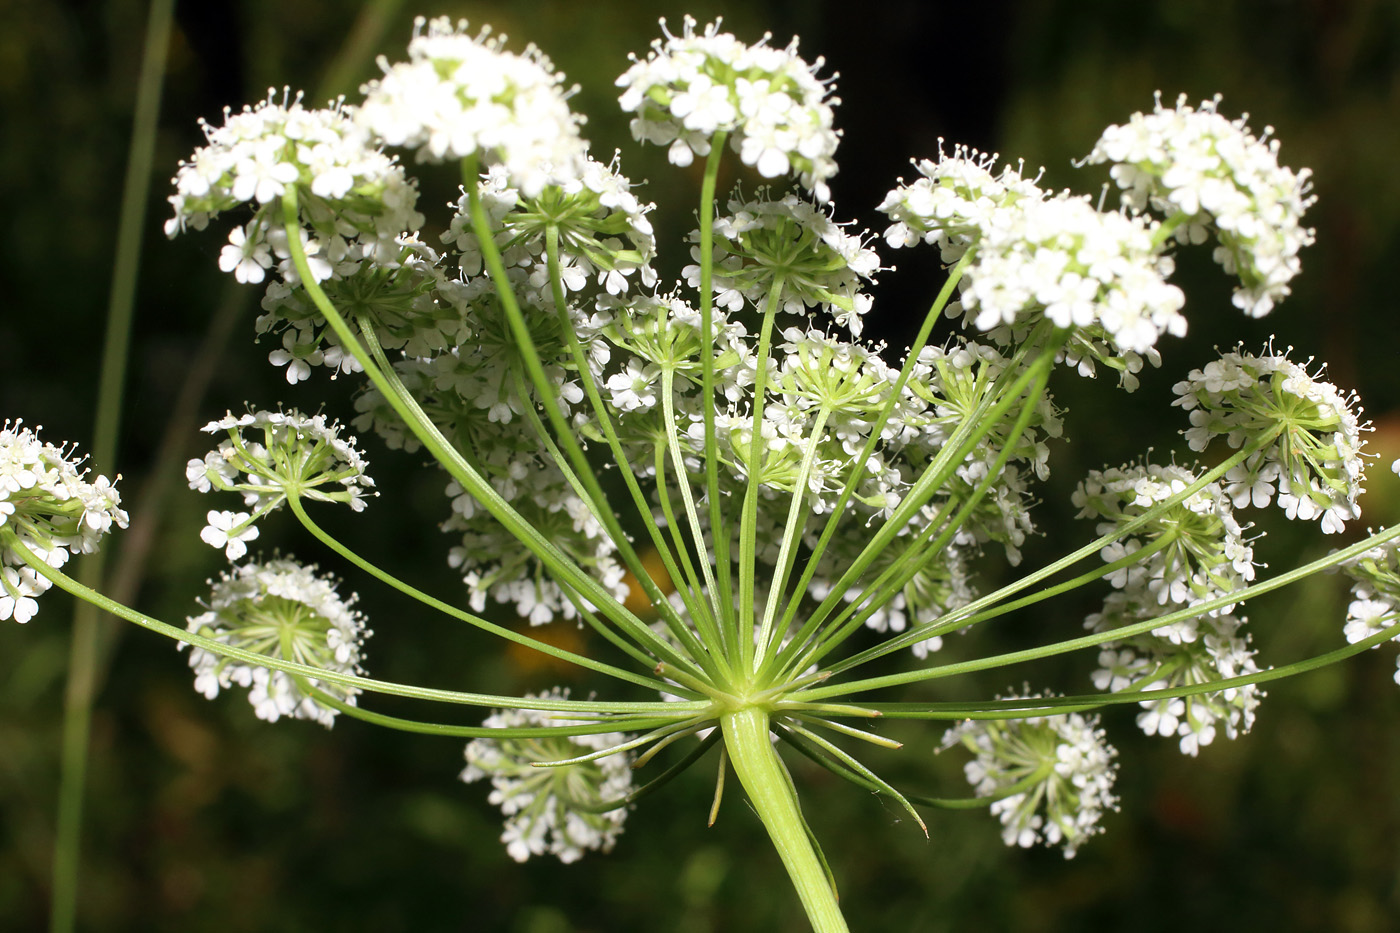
3, 0, 1400, 929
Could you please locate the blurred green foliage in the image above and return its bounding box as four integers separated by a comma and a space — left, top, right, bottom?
3, 0, 1400, 929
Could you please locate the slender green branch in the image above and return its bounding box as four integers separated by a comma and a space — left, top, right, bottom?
286, 496, 679, 693
660, 368, 736, 660
784, 712, 902, 750
307, 686, 685, 738
10, 532, 704, 717
457, 176, 708, 674
781, 723, 1051, 811
463, 168, 707, 671
738, 276, 785, 671
908, 763, 1055, 810
791, 346, 1058, 676
501, 366, 714, 673
277, 191, 697, 675
769, 250, 975, 652
652, 440, 710, 618
769, 327, 1063, 682
826, 427, 1283, 673
542, 223, 721, 657
696, 133, 737, 638
528, 716, 713, 768
793, 522, 1400, 701
776, 720, 925, 833
574, 731, 723, 814
858, 615, 1400, 720
755, 405, 831, 673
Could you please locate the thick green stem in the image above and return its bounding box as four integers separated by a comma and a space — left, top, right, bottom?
721, 708, 848, 933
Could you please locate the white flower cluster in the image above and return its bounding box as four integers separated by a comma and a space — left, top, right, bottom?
0, 421, 128, 623
684, 191, 879, 335
184, 557, 370, 727
878, 150, 1185, 387
358, 16, 587, 197
1088, 592, 1262, 756
878, 145, 1045, 260
1075, 462, 1255, 620
187, 409, 375, 560
617, 16, 840, 200
255, 236, 470, 384
1174, 346, 1367, 534
166, 90, 422, 286
1340, 543, 1400, 685
443, 157, 658, 296
958, 193, 1185, 355
943, 697, 1119, 858
460, 693, 632, 863
1084, 93, 1316, 316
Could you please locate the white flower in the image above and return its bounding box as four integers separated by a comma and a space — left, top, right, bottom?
200, 510, 260, 560
1084, 93, 1316, 317
461, 690, 632, 862
878, 145, 1046, 259
1340, 546, 1400, 677
218, 223, 273, 283
0, 421, 128, 622
1075, 462, 1253, 615
618, 16, 840, 200
0, 565, 47, 624
956, 192, 1185, 360
168, 90, 421, 265
1088, 592, 1263, 756
183, 557, 370, 727
1172, 345, 1368, 533
358, 16, 587, 197
684, 190, 880, 335
188, 409, 376, 536
943, 694, 1119, 858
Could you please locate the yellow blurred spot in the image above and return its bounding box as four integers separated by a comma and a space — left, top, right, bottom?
621, 546, 676, 616
505, 623, 589, 678
1359, 414, 1400, 526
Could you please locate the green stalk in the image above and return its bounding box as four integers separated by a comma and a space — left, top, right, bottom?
828, 428, 1281, 673
861, 615, 1400, 720
278, 194, 699, 677
541, 224, 721, 656
738, 278, 785, 670
789, 348, 1057, 676
754, 404, 831, 671
461, 166, 703, 665
771, 251, 974, 644
660, 368, 737, 659
52, 2, 173, 930
793, 521, 1400, 701
304, 686, 686, 738
695, 134, 736, 637
721, 708, 848, 933
652, 440, 710, 619
766, 327, 1061, 681
503, 367, 714, 673
10, 532, 703, 719
286, 496, 679, 693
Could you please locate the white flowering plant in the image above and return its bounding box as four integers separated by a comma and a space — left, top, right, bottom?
11, 14, 1400, 932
